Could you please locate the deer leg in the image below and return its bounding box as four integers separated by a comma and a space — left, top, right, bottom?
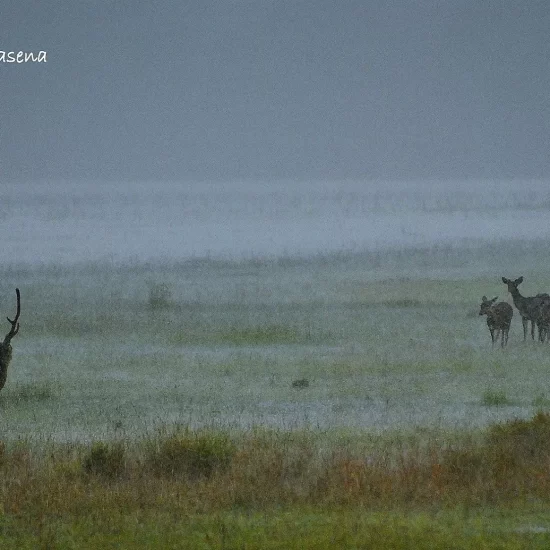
531, 320, 536, 340
504, 329, 508, 347
490, 328, 495, 347
522, 317, 528, 341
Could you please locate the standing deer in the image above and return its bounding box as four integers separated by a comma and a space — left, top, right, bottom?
502, 277, 548, 341
537, 296, 550, 343
0, 289, 21, 392
479, 296, 513, 348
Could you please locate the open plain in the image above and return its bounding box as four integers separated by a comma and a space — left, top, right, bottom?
1, 181, 550, 547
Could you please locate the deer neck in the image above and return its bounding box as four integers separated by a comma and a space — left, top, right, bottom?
510, 287, 533, 316
0, 343, 12, 391
512, 288, 535, 319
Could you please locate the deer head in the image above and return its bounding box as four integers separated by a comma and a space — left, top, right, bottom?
502, 276, 523, 293
479, 296, 498, 316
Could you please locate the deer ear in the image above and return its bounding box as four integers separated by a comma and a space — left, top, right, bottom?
516, 276, 524, 284
492, 297, 498, 302
482, 295, 488, 301
502, 277, 508, 284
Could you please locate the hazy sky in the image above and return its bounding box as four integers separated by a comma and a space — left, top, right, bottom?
1, 0, 549, 182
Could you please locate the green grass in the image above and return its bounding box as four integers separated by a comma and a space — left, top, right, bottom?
481, 390, 512, 407
1, 415, 550, 547
4, 509, 550, 549
0, 382, 57, 403
0, 248, 549, 545
533, 393, 550, 408
2, 253, 550, 440
5, 184, 550, 545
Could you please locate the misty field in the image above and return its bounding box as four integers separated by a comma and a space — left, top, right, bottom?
2, 182, 550, 547
2, 240, 550, 441
0, 243, 549, 546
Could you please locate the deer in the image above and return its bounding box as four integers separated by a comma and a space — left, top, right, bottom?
536, 295, 550, 343
479, 296, 513, 347
0, 289, 21, 392
502, 277, 549, 341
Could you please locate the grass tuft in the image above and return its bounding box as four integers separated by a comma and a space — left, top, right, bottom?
5, 382, 56, 402
147, 281, 173, 310
481, 390, 510, 407
486, 411, 550, 469
292, 378, 310, 388
147, 431, 236, 479
533, 393, 550, 407
82, 441, 126, 479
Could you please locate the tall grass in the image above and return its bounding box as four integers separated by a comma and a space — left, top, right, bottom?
1, 414, 550, 546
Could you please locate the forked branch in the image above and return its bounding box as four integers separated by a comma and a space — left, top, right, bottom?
3, 288, 20, 346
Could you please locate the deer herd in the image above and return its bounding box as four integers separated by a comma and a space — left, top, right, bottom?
0, 276, 543, 393
480, 277, 550, 348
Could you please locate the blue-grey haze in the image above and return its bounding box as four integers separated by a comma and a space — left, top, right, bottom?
1, 179, 549, 265
1, 0, 549, 182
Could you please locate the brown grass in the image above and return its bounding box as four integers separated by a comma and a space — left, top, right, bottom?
1, 413, 550, 528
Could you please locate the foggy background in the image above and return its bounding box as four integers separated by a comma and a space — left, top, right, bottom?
2, 2, 550, 442
1, 0, 549, 183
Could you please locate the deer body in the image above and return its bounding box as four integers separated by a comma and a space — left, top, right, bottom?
0, 344, 13, 390
537, 297, 550, 343
479, 296, 513, 347
0, 289, 21, 392
502, 277, 548, 341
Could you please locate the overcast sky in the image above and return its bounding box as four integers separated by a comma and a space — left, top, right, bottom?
1, 0, 549, 182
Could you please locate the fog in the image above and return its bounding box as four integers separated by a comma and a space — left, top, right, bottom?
1, 1, 549, 182
2, 2, 550, 440
1, 180, 549, 265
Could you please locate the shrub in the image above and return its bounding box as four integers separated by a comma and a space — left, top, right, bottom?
486, 411, 550, 469
147, 432, 235, 479
147, 281, 173, 310
83, 442, 126, 479
437, 412, 550, 500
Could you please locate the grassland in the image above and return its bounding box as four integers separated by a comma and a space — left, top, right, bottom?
2, 414, 550, 547
2, 241, 550, 439
1, 240, 550, 546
